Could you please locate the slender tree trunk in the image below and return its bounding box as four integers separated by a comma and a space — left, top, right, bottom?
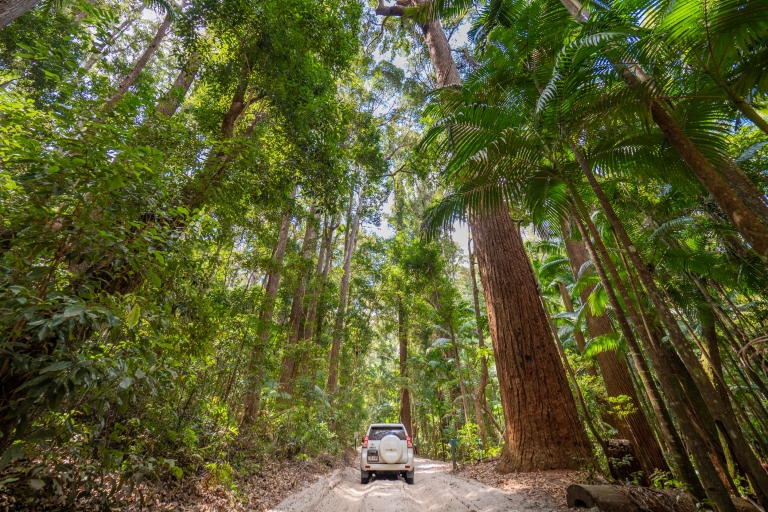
304, 216, 335, 343
448, 320, 470, 425
104, 14, 172, 110
562, 222, 668, 481
399, 298, 413, 436
156, 53, 201, 116
556, 281, 597, 377
241, 198, 295, 425
570, 147, 751, 510
468, 233, 488, 447
82, 17, 137, 72
0, 0, 39, 27
279, 206, 318, 395
472, 209, 593, 471
326, 194, 362, 394
566, 207, 708, 501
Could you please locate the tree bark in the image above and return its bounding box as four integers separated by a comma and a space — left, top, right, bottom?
156, 53, 201, 116
561, 223, 669, 481
0, 0, 39, 27
241, 198, 295, 425
399, 298, 413, 436
104, 14, 172, 110
468, 233, 489, 447
472, 209, 593, 471
279, 206, 319, 395
577, 150, 768, 504
326, 194, 361, 394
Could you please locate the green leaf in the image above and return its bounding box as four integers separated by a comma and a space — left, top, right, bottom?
126, 304, 141, 328
119, 377, 133, 389
0, 443, 25, 472
148, 273, 161, 287
40, 361, 73, 373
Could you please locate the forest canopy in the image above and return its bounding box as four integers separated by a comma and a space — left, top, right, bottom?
0, 0, 768, 510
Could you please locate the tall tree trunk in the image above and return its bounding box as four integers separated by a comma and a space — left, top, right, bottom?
241, 198, 295, 425
303, 215, 336, 343
326, 194, 362, 394
104, 14, 172, 110
399, 298, 412, 436
556, 281, 597, 377
0, 0, 39, 27
472, 209, 593, 471
279, 206, 318, 395
448, 320, 470, 425
156, 53, 201, 116
572, 163, 735, 512
561, 222, 669, 481
574, 144, 768, 505
468, 233, 488, 447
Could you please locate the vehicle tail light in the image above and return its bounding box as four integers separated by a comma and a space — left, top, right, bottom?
362, 435, 369, 448
406, 435, 412, 448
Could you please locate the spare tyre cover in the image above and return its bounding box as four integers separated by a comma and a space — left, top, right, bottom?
379, 434, 404, 463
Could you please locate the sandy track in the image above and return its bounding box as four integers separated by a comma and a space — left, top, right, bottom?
270, 458, 562, 512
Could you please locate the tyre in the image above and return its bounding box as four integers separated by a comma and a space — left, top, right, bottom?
361, 469, 370, 484
406, 470, 414, 485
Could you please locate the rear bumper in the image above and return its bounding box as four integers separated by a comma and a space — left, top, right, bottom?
360, 449, 415, 473
361, 462, 414, 472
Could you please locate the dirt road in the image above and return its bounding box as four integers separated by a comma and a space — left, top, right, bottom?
270, 458, 563, 512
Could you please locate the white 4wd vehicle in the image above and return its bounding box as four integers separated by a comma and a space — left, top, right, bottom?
360, 423, 415, 485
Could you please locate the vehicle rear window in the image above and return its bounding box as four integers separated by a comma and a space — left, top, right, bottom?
368, 427, 406, 440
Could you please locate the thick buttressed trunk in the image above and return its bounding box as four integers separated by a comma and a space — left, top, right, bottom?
398, 299, 412, 436
279, 206, 319, 395
416, 14, 590, 471
472, 209, 593, 471
0, 0, 40, 27
241, 201, 294, 425
562, 225, 669, 481
468, 236, 489, 447
326, 195, 361, 394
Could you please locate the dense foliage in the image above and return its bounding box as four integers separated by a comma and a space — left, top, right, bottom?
0, 0, 767, 510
